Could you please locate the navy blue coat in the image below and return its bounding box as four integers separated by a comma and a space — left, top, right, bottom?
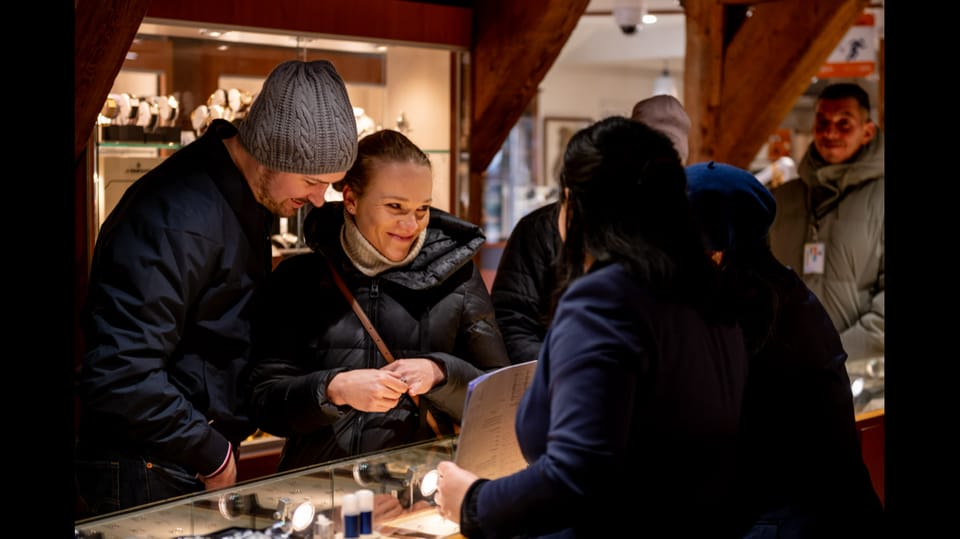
470, 262, 750, 538
77, 119, 269, 476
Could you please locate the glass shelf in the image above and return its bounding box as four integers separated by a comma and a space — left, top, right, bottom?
99, 141, 182, 150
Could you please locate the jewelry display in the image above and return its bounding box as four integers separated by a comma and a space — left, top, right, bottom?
99, 94, 119, 124
99, 93, 184, 143
76, 438, 458, 539
227, 88, 243, 114
191, 104, 210, 135
113, 93, 135, 125
190, 88, 255, 137
157, 95, 180, 127
395, 111, 411, 134
208, 87, 229, 108
354, 107, 376, 139
124, 94, 141, 123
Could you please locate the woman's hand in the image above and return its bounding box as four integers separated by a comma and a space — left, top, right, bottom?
381, 358, 445, 397
434, 460, 479, 524
327, 369, 407, 411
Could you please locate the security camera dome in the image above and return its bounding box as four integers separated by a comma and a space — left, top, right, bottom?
613, 5, 643, 35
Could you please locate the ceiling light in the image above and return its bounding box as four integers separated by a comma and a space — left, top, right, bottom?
652, 61, 678, 99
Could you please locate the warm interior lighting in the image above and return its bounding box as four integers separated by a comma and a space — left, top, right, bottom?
419, 468, 440, 497
652, 60, 678, 98
291, 501, 316, 532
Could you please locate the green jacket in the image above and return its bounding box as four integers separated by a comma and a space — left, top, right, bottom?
769, 131, 884, 361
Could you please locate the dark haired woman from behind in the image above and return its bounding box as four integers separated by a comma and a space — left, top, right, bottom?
247, 129, 509, 471
433, 116, 750, 538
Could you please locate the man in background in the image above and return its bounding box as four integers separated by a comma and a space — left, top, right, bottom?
768, 82, 884, 363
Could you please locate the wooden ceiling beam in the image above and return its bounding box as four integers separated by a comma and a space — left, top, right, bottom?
470, 0, 591, 174
75, 0, 152, 162
684, 0, 871, 167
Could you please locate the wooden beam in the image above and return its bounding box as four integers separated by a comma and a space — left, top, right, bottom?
75, 0, 152, 162
685, 0, 870, 167
684, 0, 726, 164
145, 0, 471, 50
467, 0, 590, 226
470, 0, 590, 175
718, 0, 869, 167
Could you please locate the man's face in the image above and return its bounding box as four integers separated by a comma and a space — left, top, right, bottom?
252, 168, 346, 217
812, 96, 876, 165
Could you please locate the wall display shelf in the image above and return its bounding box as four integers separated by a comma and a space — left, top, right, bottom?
93, 139, 180, 233
98, 141, 183, 150
76, 437, 463, 539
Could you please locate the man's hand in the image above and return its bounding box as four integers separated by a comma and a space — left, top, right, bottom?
200, 454, 237, 492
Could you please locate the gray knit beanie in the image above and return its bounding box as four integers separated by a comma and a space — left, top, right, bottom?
238, 60, 358, 174
631, 94, 691, 164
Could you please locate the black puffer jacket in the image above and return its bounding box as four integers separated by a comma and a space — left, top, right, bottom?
490, 202, 562, 363
249, 202, 510, 470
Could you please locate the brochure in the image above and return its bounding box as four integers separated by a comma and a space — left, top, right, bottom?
453, 360, 538, 479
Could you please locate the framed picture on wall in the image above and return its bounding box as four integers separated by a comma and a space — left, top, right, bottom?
543, 116, 591, 188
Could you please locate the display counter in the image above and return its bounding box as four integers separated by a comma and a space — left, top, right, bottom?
76, 437, 463, 539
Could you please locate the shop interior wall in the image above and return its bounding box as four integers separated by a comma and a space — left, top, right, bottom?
102, 35, 454, 224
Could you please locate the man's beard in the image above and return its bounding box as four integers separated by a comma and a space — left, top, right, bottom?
252, 168, 294, 217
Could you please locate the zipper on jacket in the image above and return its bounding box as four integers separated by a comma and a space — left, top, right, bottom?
367, 277, 382, 369
352, 414, 364, 454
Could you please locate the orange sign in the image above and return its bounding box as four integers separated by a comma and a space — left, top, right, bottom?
818, 12, 876, 79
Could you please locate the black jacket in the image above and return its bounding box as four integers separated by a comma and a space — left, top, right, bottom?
490, 202, 562, 363
249, 202, 510, 470
736, 265, 885, 535
76, 119, 269, 476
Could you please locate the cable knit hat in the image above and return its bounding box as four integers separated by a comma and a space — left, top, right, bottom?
238, 60, 358, 174
631, 94, 691, 164
685, 161, 776, 252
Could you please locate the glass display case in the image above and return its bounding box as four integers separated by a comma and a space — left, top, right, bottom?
90, 18, 465, 253
75, 437, 462, 539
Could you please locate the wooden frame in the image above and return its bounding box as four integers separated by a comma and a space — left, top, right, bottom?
542, 116, 591, 188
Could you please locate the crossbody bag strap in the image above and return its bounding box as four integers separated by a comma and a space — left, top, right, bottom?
325, 257, 443, 438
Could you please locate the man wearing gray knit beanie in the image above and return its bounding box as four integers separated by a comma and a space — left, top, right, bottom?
76, 59, 359, 516
490, 96, 692, 364
237, 59, 359, 215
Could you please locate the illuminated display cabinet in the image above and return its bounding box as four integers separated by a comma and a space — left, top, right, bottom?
75, 437, 463, 539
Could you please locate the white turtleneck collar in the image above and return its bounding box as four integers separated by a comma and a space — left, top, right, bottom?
340, 210, 427, 277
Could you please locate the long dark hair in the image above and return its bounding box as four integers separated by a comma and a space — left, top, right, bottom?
551, 116, 726, 321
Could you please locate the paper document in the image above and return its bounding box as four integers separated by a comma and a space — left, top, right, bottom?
454, 360, 537, 479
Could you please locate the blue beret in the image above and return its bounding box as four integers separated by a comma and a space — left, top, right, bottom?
685, 161, 776, 252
